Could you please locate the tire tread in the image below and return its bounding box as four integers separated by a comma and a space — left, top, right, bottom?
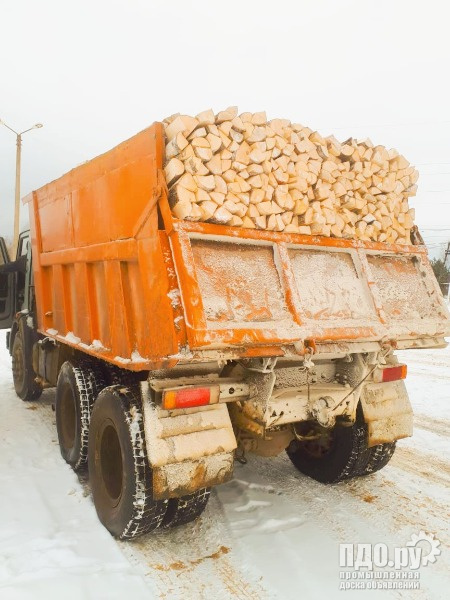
162, 488, 211, 529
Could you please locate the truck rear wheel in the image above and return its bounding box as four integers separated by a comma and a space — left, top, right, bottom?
360, 442, 396, 476
286, 407, 395, 483
55, 361, 105, 471
12, 332, 43, 401
162, 489, 211, 529
88, 386, 167, 539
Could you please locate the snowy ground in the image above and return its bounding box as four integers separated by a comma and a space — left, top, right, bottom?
0, 328, 448, 600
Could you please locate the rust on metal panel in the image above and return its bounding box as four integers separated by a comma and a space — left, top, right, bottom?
174, 219, 428, 255
367, 414, 413, 446
152, 453, 234, 499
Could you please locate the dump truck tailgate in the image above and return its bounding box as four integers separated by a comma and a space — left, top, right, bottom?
169, 220, 450, 351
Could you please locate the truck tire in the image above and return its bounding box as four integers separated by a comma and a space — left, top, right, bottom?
286, 407, 396, 483
55, 361, 105, 471
11, 332, 43, 401
88, 386, 167, 539
286, 420, 369, 483
162, 488, 211, 529
360, 442, 396, 476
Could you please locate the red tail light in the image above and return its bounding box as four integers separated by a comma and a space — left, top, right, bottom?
374, 364, 407, 383
162, 387, 212, 410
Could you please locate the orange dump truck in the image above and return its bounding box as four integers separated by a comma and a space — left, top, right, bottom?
1, 123, 449, 539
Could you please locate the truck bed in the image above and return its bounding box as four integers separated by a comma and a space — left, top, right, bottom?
24, 123, 450, 370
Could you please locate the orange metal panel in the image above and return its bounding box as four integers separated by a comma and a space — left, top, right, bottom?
90, 262, 110, 349
39, 239, 138, 266
25, 124, 173, 369
39, 193, 74, 252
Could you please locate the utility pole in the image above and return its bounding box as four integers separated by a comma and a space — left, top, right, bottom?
0, 119, 43, 254
444, 242, 450, 302
444, 242, 450, 268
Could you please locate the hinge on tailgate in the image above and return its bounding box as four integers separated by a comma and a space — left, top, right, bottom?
381, 338, 398, 352
293, 338, 317, 357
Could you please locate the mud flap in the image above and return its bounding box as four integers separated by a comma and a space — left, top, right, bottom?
140, 382, 237, 499
360, 380, 413, 447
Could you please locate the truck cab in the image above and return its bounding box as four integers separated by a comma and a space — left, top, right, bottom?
0, 231, 32, 330
0, 230, 44, 401
0, 237, 13, 330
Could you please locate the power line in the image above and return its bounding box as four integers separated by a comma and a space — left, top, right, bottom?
317, 120, 450, 131
416, 162, 450, 166
419, 172, 450, 175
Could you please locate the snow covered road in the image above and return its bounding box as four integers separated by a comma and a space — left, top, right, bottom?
0, 328, 448, 599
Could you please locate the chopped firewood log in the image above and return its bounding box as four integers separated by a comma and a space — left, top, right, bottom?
165, 115, 199, 141
196, 109, 215, 125
163, 108, 419, 243
165, 158, 184, 186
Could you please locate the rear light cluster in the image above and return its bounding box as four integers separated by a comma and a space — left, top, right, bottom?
162, 386, 219, 410
373, 364, 407, 383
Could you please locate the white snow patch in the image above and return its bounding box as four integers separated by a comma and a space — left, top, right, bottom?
167, 288, 181, 308
128, 405, 142, 444
234, 499, 272, 512
91, 339, 107, 351
64, 332, 81, 345
113, 356, 131, 364
131, 350, 146, 363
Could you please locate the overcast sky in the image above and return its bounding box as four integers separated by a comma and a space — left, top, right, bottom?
1, 0, 449, 259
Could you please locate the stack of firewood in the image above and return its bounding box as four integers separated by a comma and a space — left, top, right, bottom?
163, 107, 418, 244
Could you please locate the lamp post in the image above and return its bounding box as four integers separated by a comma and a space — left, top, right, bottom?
0, 119, 43, 254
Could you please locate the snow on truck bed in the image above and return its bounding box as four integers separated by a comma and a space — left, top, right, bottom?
0, 328, 449, 600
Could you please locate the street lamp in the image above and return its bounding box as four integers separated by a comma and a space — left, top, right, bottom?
0, 119, 43, 254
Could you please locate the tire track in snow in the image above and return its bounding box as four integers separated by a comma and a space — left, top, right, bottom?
345, 471, 450, 546
390, 446, 450, 488
120, 496, 270, 600
126, 539, 268, 600
143, 555, 266, 600
414, 414, 450, 438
